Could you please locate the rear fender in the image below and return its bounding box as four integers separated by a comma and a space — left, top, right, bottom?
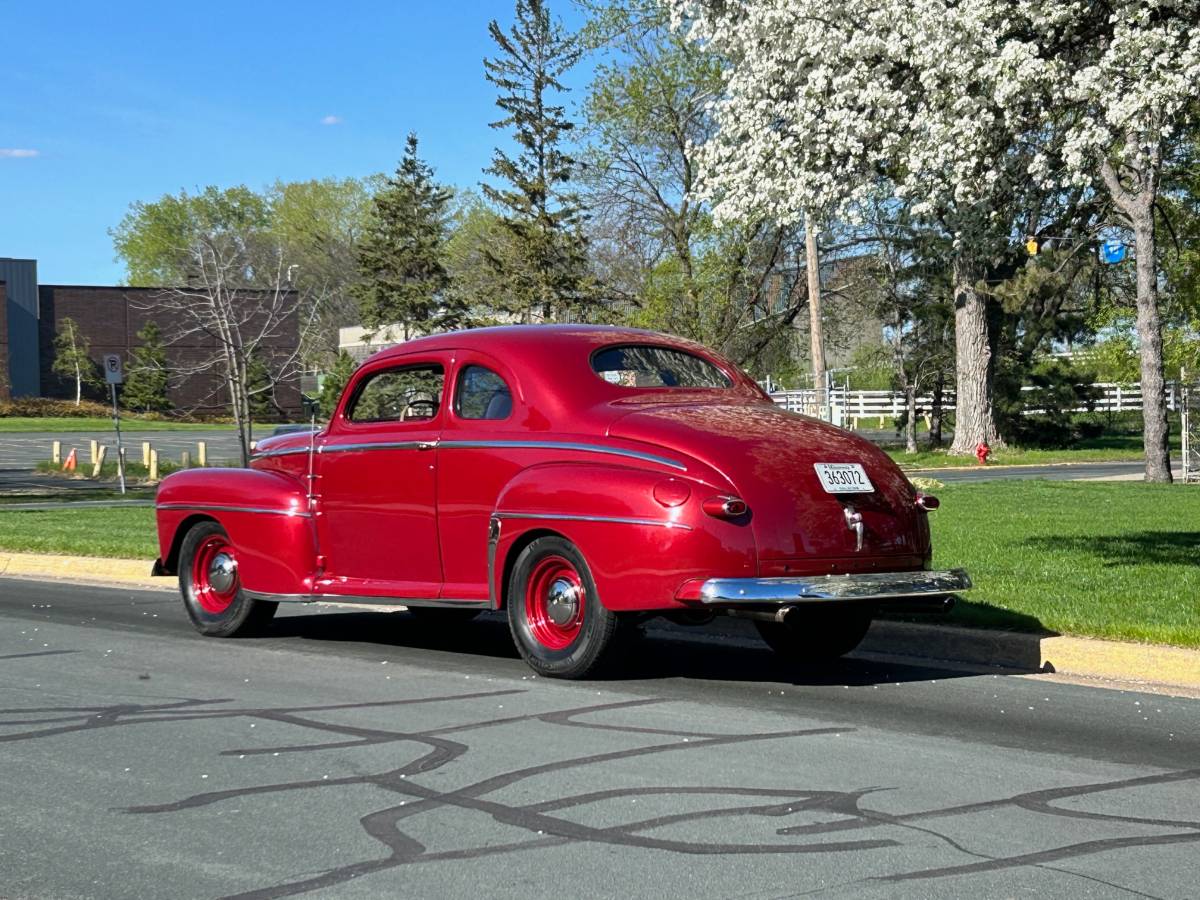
492, 463, 756, 612
155, 469, 317, 596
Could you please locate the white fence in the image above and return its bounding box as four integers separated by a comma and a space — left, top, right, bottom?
770, 382, 1180, 427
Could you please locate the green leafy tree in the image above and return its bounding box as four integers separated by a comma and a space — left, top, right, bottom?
51, 317, 100, 405
122, 321, 171, 413
111, 186, 309, 464
351, 134, 464, 339
269, 177, 373, 366
318, 350, 358, 417
483, 0, 596, 322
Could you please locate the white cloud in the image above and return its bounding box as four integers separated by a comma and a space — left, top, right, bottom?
319, 115, 343, 126
0, 148, 39, 158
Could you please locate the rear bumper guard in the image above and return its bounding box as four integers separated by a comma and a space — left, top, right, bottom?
698, 569, 971, 606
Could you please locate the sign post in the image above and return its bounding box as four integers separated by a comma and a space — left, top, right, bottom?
103, 354, 127, 495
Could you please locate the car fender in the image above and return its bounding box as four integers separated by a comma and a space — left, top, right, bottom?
492, 462, 756, 612
155, 468, 317, 596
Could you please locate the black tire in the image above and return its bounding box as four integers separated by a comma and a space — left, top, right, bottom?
506, 536, 620, 679
406, 606, 481, 624
754, 605, 873, 661
178, 521, 277, 637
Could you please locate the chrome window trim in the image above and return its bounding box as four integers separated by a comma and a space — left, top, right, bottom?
440, 439, 687, 472
493, 511, 693, 531
156, 503, 312, 518
698, 569, 972, 606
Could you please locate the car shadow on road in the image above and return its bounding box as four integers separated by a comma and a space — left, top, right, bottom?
260, 609, 1028, 687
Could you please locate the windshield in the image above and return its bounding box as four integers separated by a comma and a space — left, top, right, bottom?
591, 344, 733, 389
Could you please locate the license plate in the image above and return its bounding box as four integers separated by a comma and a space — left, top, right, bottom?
814, 462, 874, 493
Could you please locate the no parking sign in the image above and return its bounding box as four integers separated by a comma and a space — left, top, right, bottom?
103, 354, 124, 385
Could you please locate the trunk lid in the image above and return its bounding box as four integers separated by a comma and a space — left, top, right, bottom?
608, 401, 928, 564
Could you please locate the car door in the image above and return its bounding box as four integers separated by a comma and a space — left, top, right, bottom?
314, 354, 448, 599
437, 351, 525, 601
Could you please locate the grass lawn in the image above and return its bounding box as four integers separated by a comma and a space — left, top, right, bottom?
0, 417, 226, 432
927, 481, 1200, 647
0, 480, 1195, 647
0, 507, 157, 558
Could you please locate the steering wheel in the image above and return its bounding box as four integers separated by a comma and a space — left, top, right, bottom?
402, 399, 438, 420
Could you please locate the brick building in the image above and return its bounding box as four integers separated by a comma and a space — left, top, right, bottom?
37, 285, 304, 416
0, 258, 40, 399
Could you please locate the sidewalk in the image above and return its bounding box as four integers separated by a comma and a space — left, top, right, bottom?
2, 550, 1197, 694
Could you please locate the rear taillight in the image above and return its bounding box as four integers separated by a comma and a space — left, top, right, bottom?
915, 493, 940, 511
703, 495, 748, 518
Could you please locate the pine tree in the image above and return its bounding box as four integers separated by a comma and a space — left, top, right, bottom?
51, 317, 100, 405
483, 0, 595, 323
351, 134, 464, 338
122, 321, 172, 413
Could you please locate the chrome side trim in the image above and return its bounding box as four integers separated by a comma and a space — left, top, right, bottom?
493, 511, 693, 531
244, 590, 490, 609
440, 439, 687, 472
244, 591, 315, 603
252, 447, 310, 460
698, 569, 972, 605
318, 441, 424, 454
156, 503, 312, 518
321, 595, 490, 609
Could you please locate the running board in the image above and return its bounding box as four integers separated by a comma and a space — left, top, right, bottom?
244, 591, 490, 609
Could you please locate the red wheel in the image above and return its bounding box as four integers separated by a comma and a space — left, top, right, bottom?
190, 534, 239, 614
506, 536, 621, 678
178, 521, 277, 637
524, 555, 586, 650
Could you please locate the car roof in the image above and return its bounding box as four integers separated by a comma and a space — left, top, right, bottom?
370, 324, 714, 364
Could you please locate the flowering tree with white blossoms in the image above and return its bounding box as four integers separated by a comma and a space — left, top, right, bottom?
667, 0, 1053, 452
669, 0, 1199, 472
1018, 0, 1200, 481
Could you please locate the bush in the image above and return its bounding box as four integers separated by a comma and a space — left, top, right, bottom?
0, 398, 115, 419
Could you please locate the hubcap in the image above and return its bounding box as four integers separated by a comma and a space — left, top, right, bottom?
208, 552, 237, 594
525, 556, 586, 650
192, 535, 239, 614
546, 577, 580, 626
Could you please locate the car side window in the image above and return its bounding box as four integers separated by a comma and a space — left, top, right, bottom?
455, 365, 512, 420
346, 364, 444, 423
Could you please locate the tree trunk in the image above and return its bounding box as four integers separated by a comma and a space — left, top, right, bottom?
948, 266, 1002, 454
904, 384, 918, 454
74, 364, 82, 406
804, 213, 825, 414
929, 375, 944, 448
1132, 211, 1172, 482
1100, 154, 1171, 482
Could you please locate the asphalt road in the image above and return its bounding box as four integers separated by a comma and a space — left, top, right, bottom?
1, 578, 1197, 899
0, 429, 243, 469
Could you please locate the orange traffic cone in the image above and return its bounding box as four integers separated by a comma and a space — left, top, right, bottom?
63, 448, 77, 472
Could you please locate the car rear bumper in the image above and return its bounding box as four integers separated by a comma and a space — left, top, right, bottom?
697, 568, 971, 606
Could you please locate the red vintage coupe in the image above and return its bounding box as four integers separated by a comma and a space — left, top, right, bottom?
153, 325, 969, 677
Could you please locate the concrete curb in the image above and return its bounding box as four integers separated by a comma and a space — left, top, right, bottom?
2, 551, 1197, 691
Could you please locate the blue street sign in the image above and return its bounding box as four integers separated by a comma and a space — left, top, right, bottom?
1101, 239, 1127, 264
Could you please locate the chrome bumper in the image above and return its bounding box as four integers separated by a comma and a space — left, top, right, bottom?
699, 569, 971, 606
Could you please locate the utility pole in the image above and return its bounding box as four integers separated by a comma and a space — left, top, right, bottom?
804, 212, 827, 419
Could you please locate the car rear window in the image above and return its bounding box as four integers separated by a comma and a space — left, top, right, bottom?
591, 344, 732, 389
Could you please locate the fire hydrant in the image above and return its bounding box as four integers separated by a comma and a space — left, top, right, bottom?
975, 441, 991, 466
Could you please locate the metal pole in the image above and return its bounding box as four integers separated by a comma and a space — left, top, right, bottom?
111, 382, 127, 495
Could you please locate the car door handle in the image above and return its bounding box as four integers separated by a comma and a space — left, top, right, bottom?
416, 441, 438, 451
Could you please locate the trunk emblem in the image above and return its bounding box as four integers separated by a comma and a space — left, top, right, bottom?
844, 507, 864, 552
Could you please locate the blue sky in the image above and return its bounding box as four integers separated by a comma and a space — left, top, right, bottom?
0, 0, 591, 285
